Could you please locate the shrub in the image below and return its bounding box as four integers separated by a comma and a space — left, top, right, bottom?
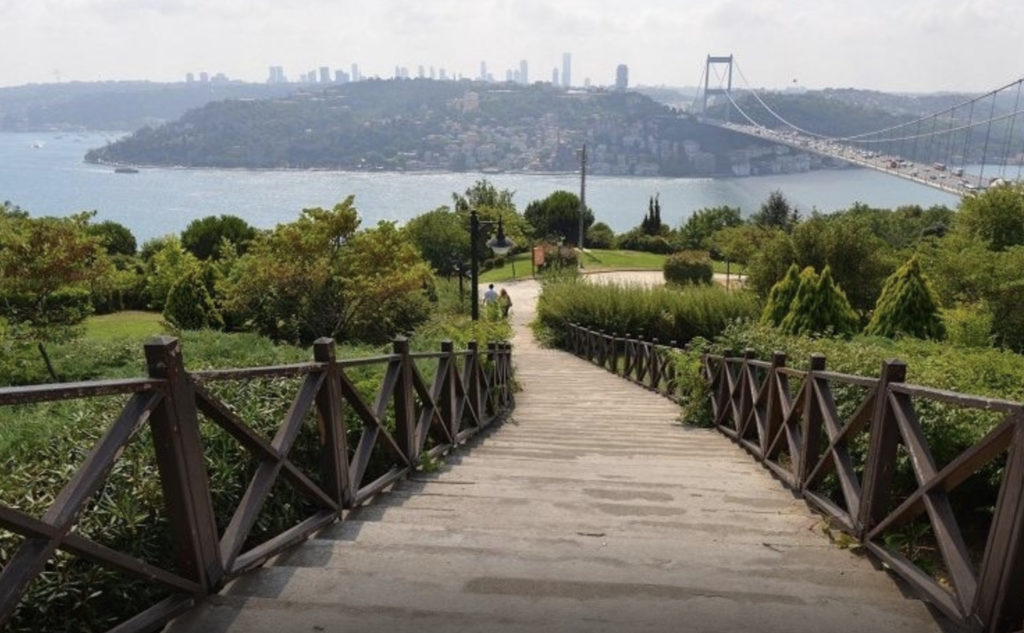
163, 267, 223, 330
663, 250, 713, 286
864, 257, 945, 340
617, 231, 674, 254
779, 266, 859, 336
761, 263, 801, 326
535, 278, 757, 347
943, 302, 994, 348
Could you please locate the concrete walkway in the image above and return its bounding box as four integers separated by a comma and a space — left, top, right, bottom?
168, 276, 949, 633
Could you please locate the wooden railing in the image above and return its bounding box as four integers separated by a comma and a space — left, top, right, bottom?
0, 335, 514, 633
564, 322, 1024, 633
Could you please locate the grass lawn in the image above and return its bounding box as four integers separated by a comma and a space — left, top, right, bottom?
84, 311, 170, 342
479, 249, 745, 283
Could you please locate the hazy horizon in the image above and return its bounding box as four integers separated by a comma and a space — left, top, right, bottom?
4, 0, 1022, 94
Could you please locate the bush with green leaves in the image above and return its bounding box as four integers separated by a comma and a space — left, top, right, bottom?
864, 257, 945, 340
663, 250, 713, 286
760, 263, 801, 326
163, 266, 224, 330
779, 266, 859, 336
535, 277, 757, 347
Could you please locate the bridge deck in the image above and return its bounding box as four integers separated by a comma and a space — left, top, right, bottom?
168, 278, 949, 633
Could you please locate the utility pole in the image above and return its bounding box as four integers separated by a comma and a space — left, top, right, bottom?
578, 143, 587, 257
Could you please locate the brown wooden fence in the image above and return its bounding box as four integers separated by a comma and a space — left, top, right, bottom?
0, 335, 514, 633
564, 322, 1024, 633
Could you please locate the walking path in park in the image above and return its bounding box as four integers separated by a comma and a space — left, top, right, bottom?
169, 274, 949, 633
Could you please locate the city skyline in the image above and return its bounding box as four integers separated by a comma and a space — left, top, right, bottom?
2, 0, 1021, 93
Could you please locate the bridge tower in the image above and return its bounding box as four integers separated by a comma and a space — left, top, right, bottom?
702, 54, 734, 118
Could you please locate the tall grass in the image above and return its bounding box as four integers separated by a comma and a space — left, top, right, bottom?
534, 277, 758, 347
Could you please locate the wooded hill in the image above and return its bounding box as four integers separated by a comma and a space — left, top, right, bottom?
84, 79, 779, 176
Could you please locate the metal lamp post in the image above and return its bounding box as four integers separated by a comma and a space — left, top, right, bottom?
470, 210, 514, 320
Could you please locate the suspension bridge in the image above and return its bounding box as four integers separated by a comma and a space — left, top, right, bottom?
695, 55, 1024, 195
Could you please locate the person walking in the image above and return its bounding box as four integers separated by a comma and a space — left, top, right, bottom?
499, 288, 512, 317
483, 283, 498, 305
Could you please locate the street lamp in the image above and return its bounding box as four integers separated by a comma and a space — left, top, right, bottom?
470, 210, 514, 320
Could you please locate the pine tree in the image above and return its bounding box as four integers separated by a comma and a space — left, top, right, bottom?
163, 266, 223, 330
864, 256, 945, 339
780, 265, 859, 336
761, 263, 801, 326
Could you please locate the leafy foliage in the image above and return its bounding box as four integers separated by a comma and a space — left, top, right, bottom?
679, 205, 743, 254
955, 182, 1024, 251
864, 257, 945, 340
523, 190, 593, 246
163, 266, 223, 330
751, 190, 798, 231
402, 206, 470, 274
585, 222, 616, 249
761, 263, 801, 326
86, 220, 137, 256
535, 277, 757, 347
663, 250, 713, 286
222, 197, 433, 344
180, 214, 257, 260
779, 266, 859, 336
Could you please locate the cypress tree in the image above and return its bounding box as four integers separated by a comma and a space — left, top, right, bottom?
163, 266, 223, 330
864, 256, 945, 340
780, 265, 859, 336
761, 263, 801, 326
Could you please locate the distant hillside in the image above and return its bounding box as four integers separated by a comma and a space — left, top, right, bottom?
0, 81, 296, 132
84, 79, 802, 176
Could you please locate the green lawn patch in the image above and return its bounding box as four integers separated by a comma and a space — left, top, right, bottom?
84, 311, 169, 342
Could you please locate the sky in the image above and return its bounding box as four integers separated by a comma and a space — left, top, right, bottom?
2, 0, 1021, 93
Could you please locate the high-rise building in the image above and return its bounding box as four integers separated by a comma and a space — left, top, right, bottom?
561, 53, 571, 88
615, 64, 628, 90
319, 67, 331, 83
479, 61, 487, 81
520, 60, 528, 85
439, 68, 447, 80
199, 71, 209, 83
267, 66, 286, 83
351, 63, 360, 82
186, 72, 195, 83
552, 68, 559, 85
506, 69, 515, 82
418, 65, 425, 79
335, 70, 349, 83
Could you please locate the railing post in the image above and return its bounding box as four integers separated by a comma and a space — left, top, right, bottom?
313, 338, 352, 508
763, 351, 787, 457
467, 341, 483, 425
392, 336, 417, 464
440, 340, 458, 440
500, 342, 514, 406
649, 338, 661, 391
797, 353, 826, 488
487, 342, 499, 413
734, 349, 756, 436
973, 416, 1024, 633
858, 359, 907, 535
144, 336, 224, 592
610, 333, 619, 375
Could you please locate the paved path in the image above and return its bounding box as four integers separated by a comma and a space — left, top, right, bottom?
169, 276, 949, 633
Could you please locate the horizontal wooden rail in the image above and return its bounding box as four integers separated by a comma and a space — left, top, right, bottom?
0, 336, 515, 633
562, 322, 1024, 633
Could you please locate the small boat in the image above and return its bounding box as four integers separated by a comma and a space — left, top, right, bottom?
114, 167, 139, 174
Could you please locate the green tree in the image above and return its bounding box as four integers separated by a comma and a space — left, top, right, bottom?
223, 196, 433, 343
586, 222, 616, 249
679, 205, 743, 252
751, 190, 798, 231
86, 220, 137, 256
141, 237, 201, 311
864, 257, 944, 340
163, 266, 223, 330
523, 190, 594, 246
761, 263, 801, 326
402, 206, 470, 273
181, 214, 257, 260
955, 182, 1024, 251
0, 211, 112, 332
779, 266, 859, 336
